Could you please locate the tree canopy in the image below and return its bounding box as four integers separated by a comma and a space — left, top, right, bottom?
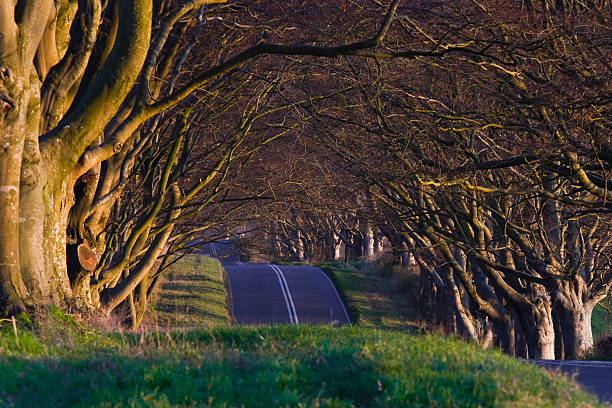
0, 0, 609, 359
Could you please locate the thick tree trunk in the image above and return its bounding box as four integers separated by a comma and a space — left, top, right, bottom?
386, 232, 403, 265
495, 315, 516, 357
19, 85, 49, 301
0, 98, 29, 312
374, 232, 384, 256
41, 179, 75, 306
0, 59, 35, 312
333, 239, 342, 260
549, 278, 599, 359
517, 298, 555, 359
296, 230, 305, 262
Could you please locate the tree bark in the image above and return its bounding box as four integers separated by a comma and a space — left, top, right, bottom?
517, 297, 556, 359
549, 278, 601, 359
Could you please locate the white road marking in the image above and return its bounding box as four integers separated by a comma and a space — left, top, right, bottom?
225, 266, 236, 325
210, 242, 218, 257
268, 264, 299, 324
268, 264, 293, 324
273, 265, 299, 324
315, 267, 351, 324
531, 360, 612, 368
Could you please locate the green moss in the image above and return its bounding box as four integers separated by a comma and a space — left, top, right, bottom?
15, 311, 33, 327
48, 304, 75, 325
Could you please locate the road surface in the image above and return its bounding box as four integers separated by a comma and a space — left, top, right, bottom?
198, 241, 350, 326
532, 360, 612, 403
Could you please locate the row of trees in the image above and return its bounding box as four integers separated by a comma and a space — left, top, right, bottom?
244, 0, 611, 359
0, 0, 413, 319
0, 0, 609, 359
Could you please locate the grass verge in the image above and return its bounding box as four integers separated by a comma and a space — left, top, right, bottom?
145, 254, 230, 329
319, 261, 419, 331
592, 298, 612, 343
0, 311, 604, 407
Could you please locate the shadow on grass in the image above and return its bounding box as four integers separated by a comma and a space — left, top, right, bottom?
0, 349, 381, 407
147, 254, 229, 329
0, 326, 601, 408
160, 282, 224, 293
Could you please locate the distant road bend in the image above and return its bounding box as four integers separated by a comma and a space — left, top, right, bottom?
198, 241, 350, 326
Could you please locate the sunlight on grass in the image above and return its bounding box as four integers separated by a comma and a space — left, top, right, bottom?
146, 255, 230, 329
320, 262, 419, 331
0, 317, 603, 408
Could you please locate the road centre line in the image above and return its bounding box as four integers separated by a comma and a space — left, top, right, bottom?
271, 264, 299, 324
273, 265, 299, 324
268, 264, 299, 324
210, 242, 218, 257
268, 264, 293, 324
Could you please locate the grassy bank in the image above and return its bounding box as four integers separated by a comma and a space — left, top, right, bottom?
145, 254, 230, 329
319, 261, 419, 331
323, 261, 612, 364
0, 310, 603, 407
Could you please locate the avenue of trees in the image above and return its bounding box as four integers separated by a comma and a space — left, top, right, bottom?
0, 0, 408, 319
243, 0, 611, 360
0, 0, 609, 359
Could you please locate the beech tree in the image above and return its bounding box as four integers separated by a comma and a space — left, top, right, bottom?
283, 0, 610, 358
0, 0, 418, 315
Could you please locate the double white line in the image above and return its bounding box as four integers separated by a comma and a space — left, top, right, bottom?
268, 264, 299, 324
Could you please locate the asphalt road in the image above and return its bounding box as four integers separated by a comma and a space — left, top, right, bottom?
198, 241, 350, 326
532, 360, 612, 404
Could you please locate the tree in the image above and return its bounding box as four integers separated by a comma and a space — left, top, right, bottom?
280, 0, 610, 358
0, 0, 418, 315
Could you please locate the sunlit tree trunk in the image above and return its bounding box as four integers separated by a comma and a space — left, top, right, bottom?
549, 277, 604, 359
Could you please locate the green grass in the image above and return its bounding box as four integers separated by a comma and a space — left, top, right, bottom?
0, 311, 604, 407
146, 254, 230, 329
319, 261, 419, 331
587, 298, 612, 360
592, 299, 612, 342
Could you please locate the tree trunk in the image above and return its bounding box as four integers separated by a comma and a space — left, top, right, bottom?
331, 232, 341, 260
295, 230, 304, 261
363, 224, 375, 260
374, 232, 384, 256
517, 298, 556, 359
42, 178, 75, 305
495, 314, 516, 357
549, 278, 600, 359
19, 73, 49, 302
